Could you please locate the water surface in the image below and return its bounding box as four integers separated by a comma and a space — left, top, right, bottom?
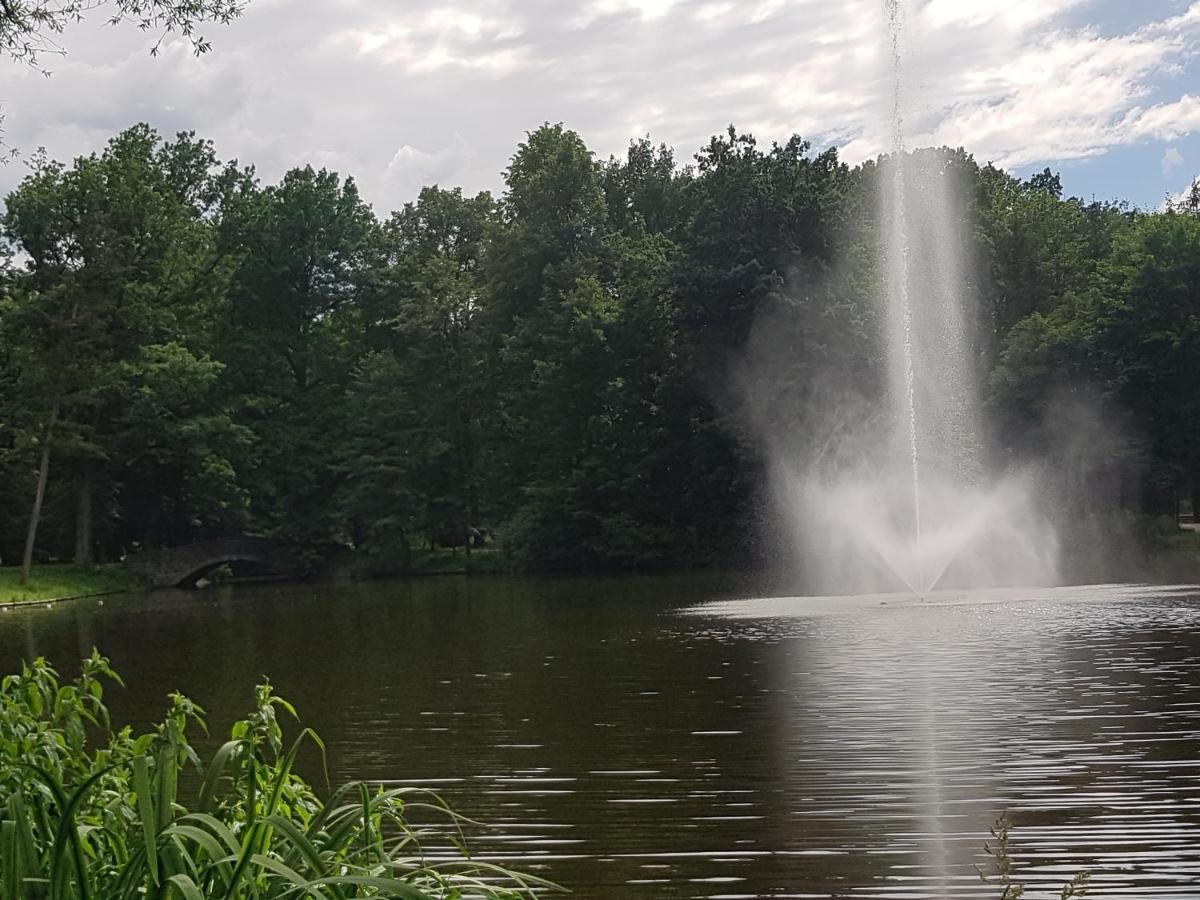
1, 576, 1197, 898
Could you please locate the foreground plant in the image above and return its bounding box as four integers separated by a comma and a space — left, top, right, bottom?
978, 814, 1089, 900
0, 652, 558, 899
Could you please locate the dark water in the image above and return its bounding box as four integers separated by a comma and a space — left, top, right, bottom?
1, 576, 1198, 898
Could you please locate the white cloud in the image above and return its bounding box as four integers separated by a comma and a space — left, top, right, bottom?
1164, 174, 1200, 210
1121, 94, 1200, 143
922, 0, 1085, 30
901, 9, 1200, 169
1162, 146, 1185, 175
384, 134, 475, 198
341, 6, 534, 74
587, 0, 680, 22
0, 0, 1198, 212
1155, 1, 1200, 33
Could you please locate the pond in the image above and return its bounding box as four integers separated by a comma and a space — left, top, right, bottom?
1, 575, 1198, 898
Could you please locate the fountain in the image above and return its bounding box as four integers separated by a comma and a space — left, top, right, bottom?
774, 0, 1060, 597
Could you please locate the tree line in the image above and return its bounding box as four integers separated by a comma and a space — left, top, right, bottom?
1, 123, 1197, 578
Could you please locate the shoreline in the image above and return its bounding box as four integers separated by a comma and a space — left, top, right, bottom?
0, 564, 140, 609
0, 588, 134, 612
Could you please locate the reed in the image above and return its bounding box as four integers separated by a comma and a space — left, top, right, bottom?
0, 652, 559, 899
978, 814, 1089, 900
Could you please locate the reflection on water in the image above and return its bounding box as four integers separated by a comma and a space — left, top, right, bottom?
0, 576, 1197, 898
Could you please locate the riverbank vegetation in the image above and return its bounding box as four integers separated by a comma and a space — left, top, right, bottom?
0, 653, 553, 898
1, 125, 1197, 576
0, 563, 136, 605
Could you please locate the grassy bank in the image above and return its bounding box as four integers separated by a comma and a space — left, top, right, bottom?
408, 546, 509, 575
0, 564, 138, 605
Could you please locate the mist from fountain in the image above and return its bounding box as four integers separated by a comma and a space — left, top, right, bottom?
780, 0, 1060, 597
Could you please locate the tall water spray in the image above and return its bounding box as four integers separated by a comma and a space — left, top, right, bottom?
772, 0, 1060, 596
886, 0, 924, 595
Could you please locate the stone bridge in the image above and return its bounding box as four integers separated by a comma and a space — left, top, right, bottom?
125, 537, 297, 589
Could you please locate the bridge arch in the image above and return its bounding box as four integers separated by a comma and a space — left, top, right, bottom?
126, 538, 295, 589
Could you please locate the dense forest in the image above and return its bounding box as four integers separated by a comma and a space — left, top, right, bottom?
1, 123, 1198, 576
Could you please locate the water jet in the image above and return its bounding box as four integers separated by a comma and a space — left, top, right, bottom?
780, 0, 1060, 597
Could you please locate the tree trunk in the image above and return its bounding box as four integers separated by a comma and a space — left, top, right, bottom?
143, 510, 162, 551
20, 410, 57, 585
74, 470, 93, 566
171, 476, 184, 546
462, 450, 473, 559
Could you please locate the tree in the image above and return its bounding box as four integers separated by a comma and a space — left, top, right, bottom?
668, 127, 856, 563
484, 125, 620, 565
989, 208, 1200, 518
343, 185, 496, 562
0, 0, 244, 67
976, 165, 1127, 355
4, 121, 1199, 577
1100, 212, 1200, 514
217, 165, 378, 556
1, 125, 241, 575
1166, 178, 1200, 216
602, 138, 682, 236
484, 124, 608, 517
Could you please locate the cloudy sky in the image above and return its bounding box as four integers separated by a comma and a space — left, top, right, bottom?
3, 0, 1199, 213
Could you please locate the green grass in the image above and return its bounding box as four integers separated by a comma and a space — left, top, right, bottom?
408, 547, 509, 575
1163, 526, 1200, 553
0, 563, 138, 605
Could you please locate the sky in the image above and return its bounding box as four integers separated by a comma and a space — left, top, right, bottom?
2, 0, 1199, 214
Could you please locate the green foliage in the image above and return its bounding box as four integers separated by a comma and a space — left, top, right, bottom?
0, 126, 249, 565
0, 653, 555, 899
990, 203, 1200, 516
3, 122, 1199, 575
342, 186, 495, 563
217, 165, 378, 558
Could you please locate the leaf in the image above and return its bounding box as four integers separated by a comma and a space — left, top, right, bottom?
132, 755, 160, 887
164, 873, 206, 900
